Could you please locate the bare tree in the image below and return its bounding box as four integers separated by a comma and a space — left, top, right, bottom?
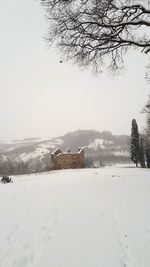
41, 0, 150, 72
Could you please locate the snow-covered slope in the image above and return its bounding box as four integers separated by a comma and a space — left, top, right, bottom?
0, 167, 150, 267
0, 130, 130, 175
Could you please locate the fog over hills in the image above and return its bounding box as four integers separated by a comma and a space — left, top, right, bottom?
0, 130, 131, 175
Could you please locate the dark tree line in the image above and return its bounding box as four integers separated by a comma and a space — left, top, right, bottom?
0, 154, 52, 176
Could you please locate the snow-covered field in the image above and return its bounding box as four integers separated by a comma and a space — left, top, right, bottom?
0, 167, 150, 267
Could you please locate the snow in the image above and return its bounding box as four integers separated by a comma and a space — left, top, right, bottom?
1, 155, 8, 162
88, 138, 113, 150
0, 167, 150, 267
18, 150, 47, 162
112, 151, 130, 157
18, 139, 64, 162
88, 138, 105, 149
19, 146, 50, 162
39, 139, 64, 150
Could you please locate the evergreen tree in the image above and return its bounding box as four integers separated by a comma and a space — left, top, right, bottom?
139, 137, 145, 168
145, 149, 150, 168
131, 119, 140, 167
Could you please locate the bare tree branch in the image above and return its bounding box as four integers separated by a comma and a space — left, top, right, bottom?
41, 0, 150, 73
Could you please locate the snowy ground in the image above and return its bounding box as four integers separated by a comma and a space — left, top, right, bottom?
0, 167, 150, 267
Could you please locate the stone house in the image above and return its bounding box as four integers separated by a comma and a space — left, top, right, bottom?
51, 147, 84, 170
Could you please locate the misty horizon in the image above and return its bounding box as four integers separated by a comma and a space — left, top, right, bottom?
0, 127, 132, 143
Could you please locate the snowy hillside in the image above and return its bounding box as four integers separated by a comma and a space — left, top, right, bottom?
0, 167, 150, 267
0, 130, 130, 175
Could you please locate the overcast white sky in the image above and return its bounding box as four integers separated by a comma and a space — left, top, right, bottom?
0, 0, 149, 140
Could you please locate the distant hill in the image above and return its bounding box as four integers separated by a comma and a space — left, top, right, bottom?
0, 129, 131, 175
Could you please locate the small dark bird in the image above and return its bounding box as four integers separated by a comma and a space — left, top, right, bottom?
60, 60, 63, 63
